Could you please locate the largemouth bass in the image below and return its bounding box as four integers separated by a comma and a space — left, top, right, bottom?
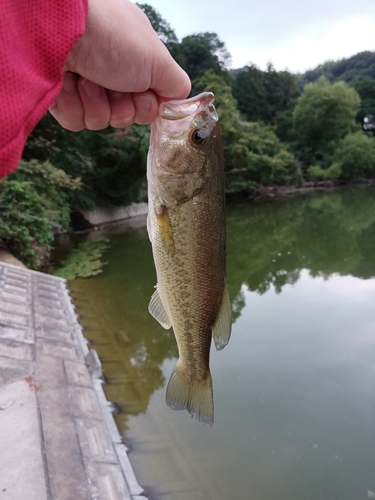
147, 92, 231, 426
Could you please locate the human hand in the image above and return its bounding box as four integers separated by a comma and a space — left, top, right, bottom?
49, 0, 191, 131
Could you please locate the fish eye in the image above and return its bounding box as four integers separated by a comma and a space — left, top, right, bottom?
190, 128, 207, 146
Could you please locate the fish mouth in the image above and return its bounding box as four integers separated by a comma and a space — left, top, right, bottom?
147, 92, 220, 203
152, 93, 219, 141
159, 92, 218, 122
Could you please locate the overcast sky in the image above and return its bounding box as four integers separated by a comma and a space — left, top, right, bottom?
141, 0, 375, 73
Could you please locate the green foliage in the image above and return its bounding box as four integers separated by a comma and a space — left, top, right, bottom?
293, 77, 361, 164
24, 113, 149, 211
0, 160, 80, 268
74, 125, 149, 208
136, 3, 178, 48
52, 236, 110, 280
307, 132, 375, 182
307, 163, 342, 181
232, 63, 300, 125
193, 70, 302, 191
352, 77, 375, 123
302, 51, 375, 85
232, 65, 270, 121
138, 4, 232, 86
332, 132, 375, 179
175, 33, 232, 82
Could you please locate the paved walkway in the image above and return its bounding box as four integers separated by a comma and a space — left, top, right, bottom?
0, 261, 146, 500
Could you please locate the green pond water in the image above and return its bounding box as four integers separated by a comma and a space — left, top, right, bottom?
69, 186, 375, 500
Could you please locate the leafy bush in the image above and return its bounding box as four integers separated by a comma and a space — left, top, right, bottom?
0, 160, 80, 268
307, 163, 342, 181
332, 132, 375, 179
293, 77, 360, 165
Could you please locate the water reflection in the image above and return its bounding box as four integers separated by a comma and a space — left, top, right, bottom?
69, 223, 178, 428
227, 186, 375, 320
69, 187, 375, 420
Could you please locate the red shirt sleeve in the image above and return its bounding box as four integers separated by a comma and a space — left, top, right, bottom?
0, 0, 88, 178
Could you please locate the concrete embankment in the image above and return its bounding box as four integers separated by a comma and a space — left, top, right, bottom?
80, 202, 148, 227
0, 260, 146, 500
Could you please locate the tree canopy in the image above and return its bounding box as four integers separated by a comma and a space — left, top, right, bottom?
302, 51, 375, 85
293, 77, 361, 164
136, 3, 178, 48
353, 76, 375, 122
175, 32, 232, 83
194, 70, 302, 191
232, 63, 300, 125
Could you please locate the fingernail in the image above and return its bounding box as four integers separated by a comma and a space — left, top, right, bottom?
81, 78, 101, 99
134, 95, 152, 113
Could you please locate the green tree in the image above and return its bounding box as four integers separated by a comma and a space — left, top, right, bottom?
302, 51, 375, 85
193, 70, 301, 191
232, 63, 300, 143
264, 64, 301, 144
293, 77, 360, 165
332, 132, 375, 179
136, 3, 178, 49
24, 113, 149, 211
352, 77, 375, 123
232, 65, 269, 122
176, 33, 231, 82
74, 125, 149, 208
263, 63, 300, 120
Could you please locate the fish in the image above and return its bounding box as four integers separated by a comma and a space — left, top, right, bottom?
146, 92, 232, 426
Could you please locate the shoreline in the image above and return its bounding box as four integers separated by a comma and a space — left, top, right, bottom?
69, 179, 375, 235
2, 180, 374, 270
227, 178, 375, 202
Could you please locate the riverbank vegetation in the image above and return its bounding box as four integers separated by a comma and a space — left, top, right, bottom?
2, 3, 375, 269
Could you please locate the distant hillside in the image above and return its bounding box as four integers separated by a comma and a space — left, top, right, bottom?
301, 51, 375, 85
230, 51, 375, 85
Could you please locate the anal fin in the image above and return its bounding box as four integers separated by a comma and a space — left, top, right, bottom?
212, 280, 232, 351
148, 287, 172, 329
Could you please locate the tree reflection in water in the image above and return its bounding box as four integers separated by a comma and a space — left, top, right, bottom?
227, 185, 375, 318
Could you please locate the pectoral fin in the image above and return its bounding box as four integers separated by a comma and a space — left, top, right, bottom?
155, 201, 175, 255
148, 287, 172, 329
212, 281, 232, 351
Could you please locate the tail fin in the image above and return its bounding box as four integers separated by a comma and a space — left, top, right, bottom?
165, 363, 214, 426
